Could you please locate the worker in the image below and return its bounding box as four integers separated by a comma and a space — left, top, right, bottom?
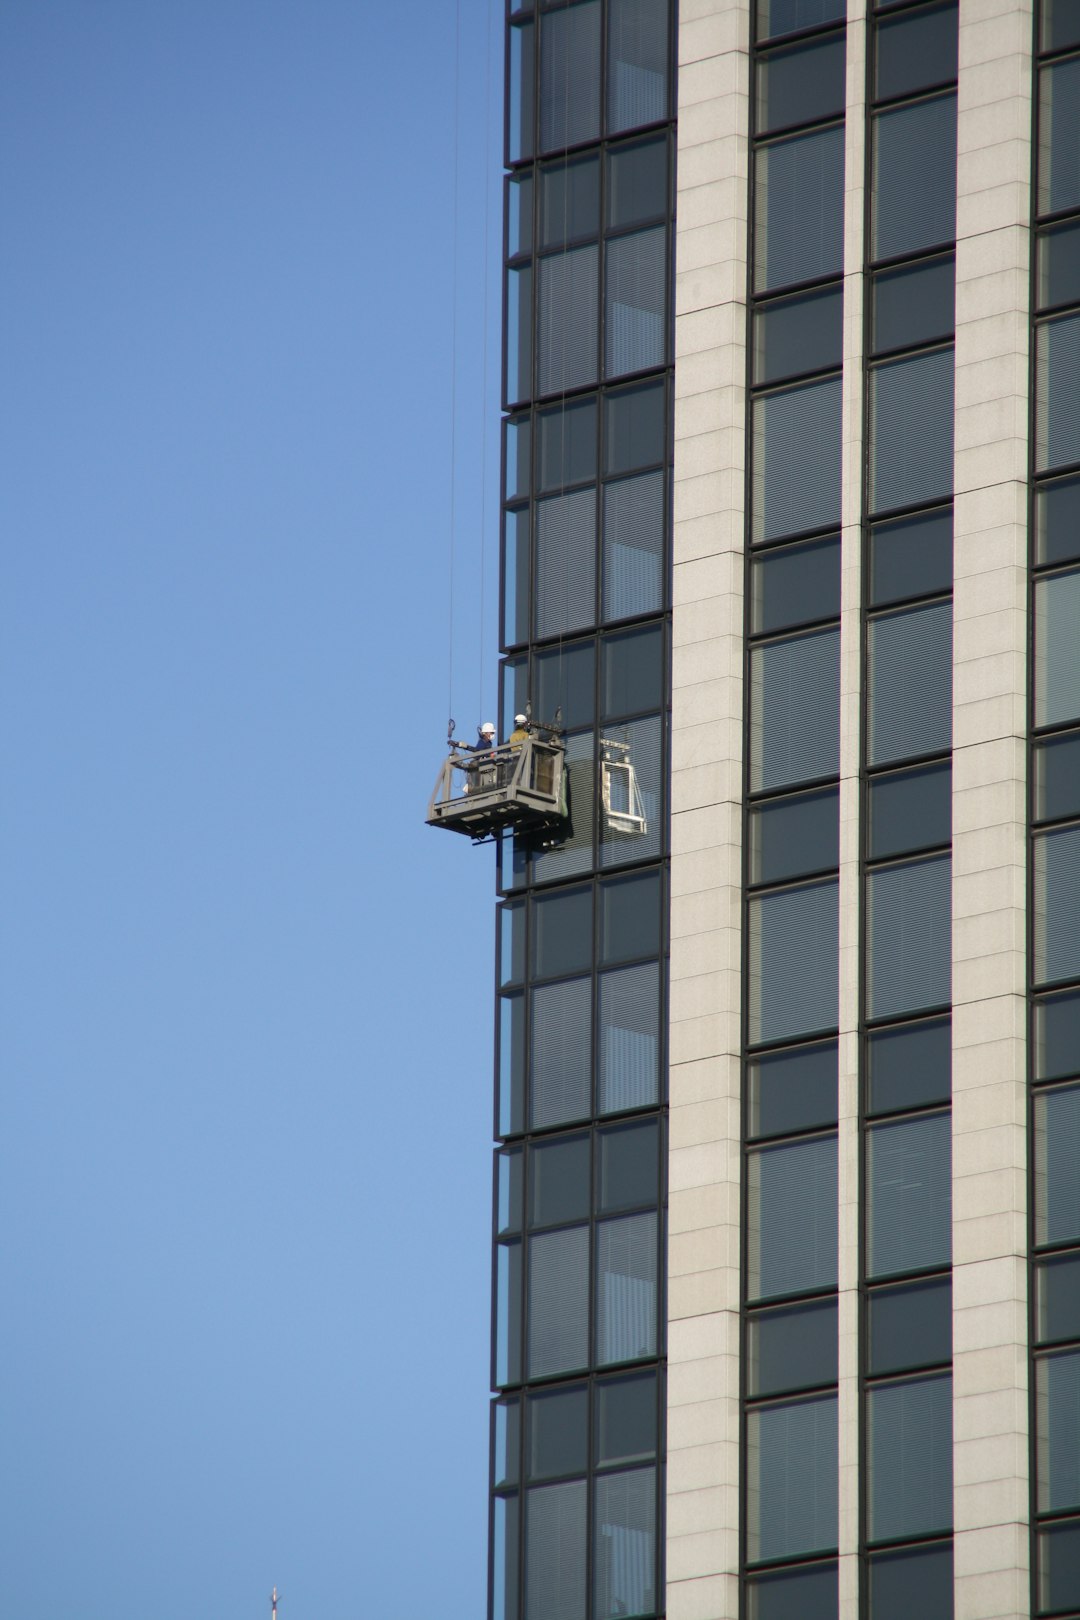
457, 721, 497, 753
509, 713, 530, 745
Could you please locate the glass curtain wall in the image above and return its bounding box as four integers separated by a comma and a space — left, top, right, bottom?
743, 4, 846, 1615
1032, 5, 1080, 1613
494, 4, 674, 1618
861, 4, 958, 1616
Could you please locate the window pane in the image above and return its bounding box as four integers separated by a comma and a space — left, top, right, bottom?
868, 1112, 952, 1277
748, 1040, 839, 1139
505, 414, 531, 504
537, 245, 598, 397
599, 961, 660, 1114
1035, 826, 1080, 986
1038, 1351, 1080, 1513
501, 901, 526, 988
596, 1372, 657, 1466
605, 226, 666, 378
507, 263, 533, 404
1037, 1252, 1080, 1344
1044, 0, 1080, 52
868, 1374, 953, 1542
754, 287, 843, 386
868, 763, 951, 860
596, 1212, 657, 1364
749, 880, 840, 1044
753, 375, 842, 542
532, 886, 593, 980
505, 508, 530, 647
598, 1119, 659, 1212
1038, 1517, 1080, 1616
495, 1397, 521, 1487
751, 534, 841, 633
755, 124, 845, 292
867, 1017, 951, 1115
538, 397, 597, 492
535, 488, 596, 640
604, 380, 665, 473
532, 730, 596, 883
493, 1494, 520, 1620
750, 627, 840, 791
607, 136, 667, 229
868, 1543, 953, 1620
868, 601, 952, 766
594, 1468, 656, 1619
867, 856, 952, 1022
756, 33, 846, 135
749, 787, 840, 885
497, 1239, 523, 1386
1035, 1084, 1080, 1246
868, 1277, 951, 1375
607, 0, 669, 134
874, 94, 956, 261
536, 641, 595, 732
528, 1225, 589, 1378
540, 1, 600, 152
599, 869, 662, 965
872, 255, 954, 354
748, 1299, 838, 1396
599, 713, 663, 867
870, 348, 954, 514
603, 471, 665, 621
1040, 220, 1080, 312
876, 3, 957, 102
1037, 473, 1080, 568
1035, 989, 1080, 1082
1036, 730, 1080, 823
746, 1562, 839, 1620
509, 18, 535, 163
500, 992, 526, 1136
527, 1386, 588, 1480
1035, 569, 1080, 726
525, 1479, 587, 1620
1037, 314, 1080, 472
869, 507, 953, 608
530, 1135, 590, 1228
747, 1134, 838, 1300
530, 976, 592, 1129
602, 625, 663, 718
509, 172, 533, 260
1040, 56, 1080, 216
540, 155, 600, 249
758, 0, 844, 39
746, 1395, 838, 1562
499, 1146, 525, 1235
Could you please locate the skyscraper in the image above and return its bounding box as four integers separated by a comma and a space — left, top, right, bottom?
488, 3, 1080, 1618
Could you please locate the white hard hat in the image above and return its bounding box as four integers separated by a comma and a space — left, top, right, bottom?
515, 714, 528, 726
481, 721, 496, 734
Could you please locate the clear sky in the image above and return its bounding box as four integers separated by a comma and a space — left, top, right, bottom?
1, 4, 501, 1615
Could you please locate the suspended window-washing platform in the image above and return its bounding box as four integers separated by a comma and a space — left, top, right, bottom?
427, 732, 570, 844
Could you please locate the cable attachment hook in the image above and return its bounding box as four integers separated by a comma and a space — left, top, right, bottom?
447, 717, 457, 750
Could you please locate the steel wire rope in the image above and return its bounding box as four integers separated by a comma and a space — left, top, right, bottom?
478, 0, 496, 730
446, 0, 463, 733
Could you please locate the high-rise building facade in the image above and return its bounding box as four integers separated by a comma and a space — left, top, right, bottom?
489, 3, 1080, 1618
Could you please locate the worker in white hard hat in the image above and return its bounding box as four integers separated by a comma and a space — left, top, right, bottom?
455, 721, 498, 794
509, 713, 531, 746
456, 721, 497, 753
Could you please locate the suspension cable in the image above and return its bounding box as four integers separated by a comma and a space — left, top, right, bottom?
446, 0, 463, 727
478, 0, 496, 727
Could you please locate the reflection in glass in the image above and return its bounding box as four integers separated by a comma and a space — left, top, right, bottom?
604, 380, 665, 474
603, 624, 663, 718
505, 507, 530, 647
509, 17, 535, 163
499, 1146, 524, 1235
600, 714, 663, 867
497, 1239, 523, 1386
492, 1494, 519, 1620
533, 731, 596, 884
507, 263, 533, 405
494, 1397, 520, 1489
536, 641, 595, 733
500, 992, 526, 1136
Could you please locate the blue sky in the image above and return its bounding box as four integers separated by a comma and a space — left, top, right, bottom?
1, 5, 501, 1615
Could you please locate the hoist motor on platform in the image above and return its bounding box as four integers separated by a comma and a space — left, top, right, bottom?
427, 725, 570, 844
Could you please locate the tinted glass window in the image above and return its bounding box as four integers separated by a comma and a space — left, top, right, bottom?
535, 487, 597, 638
496, 1239, 522, 1384
868, 1543, 954, 1620
527, 1225, 590, 1377
756, 33, 846, 134
1044, 0, 1080, 52
526, 1478, 586, 1617
751, 535, 841, 633
867, 1016, 951, 1115
1035, 569, 1080, 727
746, 1395, 838, 1561
595, 1212, 657, 1364
868, 1375, 953, 1542
867, 856, 952, 1021
501, 901, 526, 988
494, 1397, 520, 1488
868, 1277, 951, 1374
539, 0, 601, 152
749, 787, 840, 885
868, 601, 953, 767
748, 1040, 839, 1139
869, 762, 951, 859
604, 380, 665, 473
753, 375, 843, 542
746, 1561, 839, 1620
607, 137, 667, 229
748, 1299, 838, 1395
508, 171, 533, 259
1038, 1517, 1080, 1616
872, 255, 954, 355
747, 1133, 838, 1300
1035, 989, 1080, 1082
1036, 731, 1080, 824
873, 94, 957, 261
499, 1147, 524, 1235
599, 870, 661, 964
757, 0, 844, 40
598, 960, 660, 1114
749, 880, 840, 1044
754, 287, 843, 387
1038, 1253, 1080, 1344
597, 1119, 658, 1212
755, 124, 845, 292
602, 624, 663, 717
1040, 220, 1080, 313
1037, 1351, 1080, 1513
1035, 826, 1080, 986
598, 712, 663, 869
870, 347, 954, 514
540, 154, 600, 247
530, 1134, 590, 1228
1040, 56, 1080, 216
750, 627, 841, 792
505, 414, 531, 502
507, 262, 532, 404
532, 886, 593, 979
537, 245, 599, 397
1036, 1084, 1080, 1247
509, 17, 535, 163
1037, 314, 1080, 472
868, 1112, 952, 1277
530, 976, 592, 1128
876, 3, 958, 102
869, 506, 952, 607
500, 992, 526, 1136
596, 1371, 657, 1466
602, 468, 665, 621
607, 0, 669, 135
528, 1386, 589, 1479
537, 641, 595, 731
538, 397, 597, 491
604, 225, 666, 378
1037, 474, 1080, 569
593, 1467, 656, 1618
